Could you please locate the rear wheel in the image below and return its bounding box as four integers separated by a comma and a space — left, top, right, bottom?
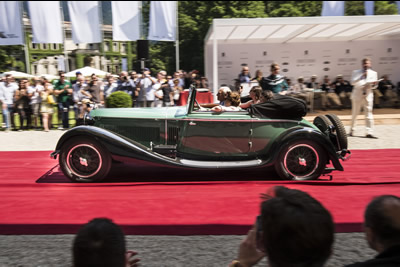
325, 113, 348, 151
59, 137, 111, 182
275, 140, 327, 181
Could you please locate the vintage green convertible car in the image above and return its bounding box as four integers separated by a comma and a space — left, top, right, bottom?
51, 89, 350, 182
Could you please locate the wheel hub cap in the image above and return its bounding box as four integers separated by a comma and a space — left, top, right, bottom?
79, 157, 88, 167
298, 158, 307, 166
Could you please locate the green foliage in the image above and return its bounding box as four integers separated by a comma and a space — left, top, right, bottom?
375, 1, 398, 15
345, 1, 365, 16
0, 46, 24, 72
269, 3, 303, 17
345, 1, 398, 16
172, 1, 266, 75
106, 91, 132, 108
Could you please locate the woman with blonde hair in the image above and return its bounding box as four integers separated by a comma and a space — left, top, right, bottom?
211, 91, 242, 112
40, 81, 54, 132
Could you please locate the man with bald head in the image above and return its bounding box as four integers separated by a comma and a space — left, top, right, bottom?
345, 195, 400, 266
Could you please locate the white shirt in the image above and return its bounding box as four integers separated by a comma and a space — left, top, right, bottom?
28, 85, 44, 104
0, 82, 19, 105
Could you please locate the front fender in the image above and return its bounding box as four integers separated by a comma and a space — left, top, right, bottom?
269, 126, 343, 171
52, 126, 180, 167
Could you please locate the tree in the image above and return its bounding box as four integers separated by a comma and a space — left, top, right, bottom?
0, 46, 25, 72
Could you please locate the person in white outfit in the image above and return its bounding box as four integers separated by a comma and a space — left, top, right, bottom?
349, 58, 378, 139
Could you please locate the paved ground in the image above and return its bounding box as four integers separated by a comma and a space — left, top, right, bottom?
0, 116, 399, 266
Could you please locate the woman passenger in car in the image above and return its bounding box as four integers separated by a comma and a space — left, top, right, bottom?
240, 86, 262, 109
211, 91, 242, 112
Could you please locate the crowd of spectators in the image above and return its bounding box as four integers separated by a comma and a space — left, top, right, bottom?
237, 65, 400, 111
70, 188, 400, 267
0, 69, 210, 132
2, 64, 400, 132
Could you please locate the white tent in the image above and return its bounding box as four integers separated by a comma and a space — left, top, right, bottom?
2, 70, 34, 78
40, 74, 59, 81
64, 66, 110, 78
204, 15, 400, 98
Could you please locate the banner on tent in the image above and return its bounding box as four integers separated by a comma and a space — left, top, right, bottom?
0, 1, 24, 46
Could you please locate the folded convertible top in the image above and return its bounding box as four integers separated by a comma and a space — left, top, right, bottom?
249, 94, 307, 120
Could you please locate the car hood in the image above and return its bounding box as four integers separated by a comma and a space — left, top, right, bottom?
90, 106, 188, 119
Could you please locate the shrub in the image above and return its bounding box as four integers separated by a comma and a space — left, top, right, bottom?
106, 91, 132, 108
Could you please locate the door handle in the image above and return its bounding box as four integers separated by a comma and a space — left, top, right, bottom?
189, 121, 196, 126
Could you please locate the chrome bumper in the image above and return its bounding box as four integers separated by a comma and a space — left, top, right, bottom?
50, 150, 60, 159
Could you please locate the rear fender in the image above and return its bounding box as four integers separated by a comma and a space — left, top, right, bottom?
269, 127, 343, 171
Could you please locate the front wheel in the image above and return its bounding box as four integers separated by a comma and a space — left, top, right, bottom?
275, 140, 327, 181
59, 137, 111, 182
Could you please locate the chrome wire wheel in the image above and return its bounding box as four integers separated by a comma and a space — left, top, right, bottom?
60, 137, 111, 182
275, 140, 327, 181
67, 144, 102, 178
284, 144, 319, 179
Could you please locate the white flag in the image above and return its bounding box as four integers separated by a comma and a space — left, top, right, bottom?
321, 1, 345, 16
148, 1, 177, 41
112, 1, 140, 41
68, 1, 101, 43
365, 1, 374, 15
0, 1, 24, 45
28, 1, 63, 44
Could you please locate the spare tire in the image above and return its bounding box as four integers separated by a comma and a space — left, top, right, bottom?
313, 115, 333, 134
325, 113, 348, 150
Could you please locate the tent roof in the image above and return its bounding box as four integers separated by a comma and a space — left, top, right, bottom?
2, 71, 34, 78
205, 15, 400, 44
64, 66, 110, 77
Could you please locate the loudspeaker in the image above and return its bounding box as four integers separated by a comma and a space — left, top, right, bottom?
137, 40, 149, 60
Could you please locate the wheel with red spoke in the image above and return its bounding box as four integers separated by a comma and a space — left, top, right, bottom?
59, 137, 111, 182
275, 140, 327, 181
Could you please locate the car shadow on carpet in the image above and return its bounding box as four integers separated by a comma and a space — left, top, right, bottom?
36, 162, 287, 183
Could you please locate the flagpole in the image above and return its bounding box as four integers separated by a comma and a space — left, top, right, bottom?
20, 1, 30, 74
175, 1, 179, 71
98, 1, 106, 71
60, 3, 69, 73
139, 1, 145, 70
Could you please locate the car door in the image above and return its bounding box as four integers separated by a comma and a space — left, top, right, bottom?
178, 112, 253, 160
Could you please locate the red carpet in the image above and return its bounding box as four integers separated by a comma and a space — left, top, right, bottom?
0, 149, 400, 235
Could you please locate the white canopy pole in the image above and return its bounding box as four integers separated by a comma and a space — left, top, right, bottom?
212, 20, 218, 102
175, 2, 179, 71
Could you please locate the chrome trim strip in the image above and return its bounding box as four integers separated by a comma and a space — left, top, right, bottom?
179, 159, 263, 168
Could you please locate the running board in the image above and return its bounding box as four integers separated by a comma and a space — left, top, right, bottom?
178, 158, 263, 168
